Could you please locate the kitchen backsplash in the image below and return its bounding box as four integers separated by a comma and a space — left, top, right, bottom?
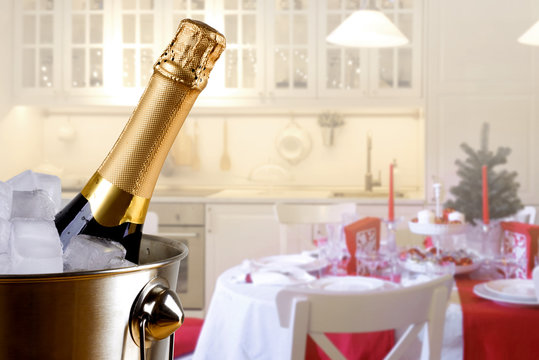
0, 106, 424, 195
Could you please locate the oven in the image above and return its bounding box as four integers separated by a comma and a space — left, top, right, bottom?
148, 202, 205, 310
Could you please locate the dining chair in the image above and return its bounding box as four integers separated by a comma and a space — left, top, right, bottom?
514, 206, 537, 224
275, 274, 454, 360
273, 202, 357, 254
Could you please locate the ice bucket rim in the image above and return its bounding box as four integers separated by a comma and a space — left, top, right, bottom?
0, 234, 188, 283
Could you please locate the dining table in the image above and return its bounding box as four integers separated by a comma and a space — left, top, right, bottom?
191, 257, 473, 360
192, 252, 539, 360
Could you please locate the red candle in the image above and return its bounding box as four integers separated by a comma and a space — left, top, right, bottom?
482, 165, 490, 225
388, 163, 394, 222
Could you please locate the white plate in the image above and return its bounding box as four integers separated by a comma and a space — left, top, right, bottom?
400, 259, 480, 275
308, 276, 386, 292
484, 279, 537, 301
256, 254, 328, 273
408, 221, 467, 235
455, 261, 481, 275
473, 283, 539, 306
250, 267, 316, 286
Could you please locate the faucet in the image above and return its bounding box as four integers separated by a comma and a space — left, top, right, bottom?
365, 132, 381, 192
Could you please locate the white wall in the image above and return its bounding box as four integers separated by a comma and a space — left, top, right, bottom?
34, 110, 425, 194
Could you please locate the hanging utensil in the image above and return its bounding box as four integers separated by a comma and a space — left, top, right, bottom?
220, 118, 231, 171
275, 114, 312, 165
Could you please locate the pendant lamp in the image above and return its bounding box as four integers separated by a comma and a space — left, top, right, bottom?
518, 20, 539, 46
326, 1, 409, 48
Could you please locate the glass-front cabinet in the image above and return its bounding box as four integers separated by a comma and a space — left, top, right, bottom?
269, 0, 317, 98
14, 0, 60, 97
320, 0, 420, 99
12, 0, 423, 106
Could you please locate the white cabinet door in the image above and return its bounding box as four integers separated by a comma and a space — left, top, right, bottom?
13, 0, 61, 100
318, 0, 423, 101
204, 203, 280, 307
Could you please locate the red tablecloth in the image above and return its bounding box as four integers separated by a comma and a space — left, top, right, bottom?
306, 331, 395, 360
455, 275, 539, 360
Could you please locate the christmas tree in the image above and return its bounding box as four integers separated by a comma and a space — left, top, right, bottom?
445, 122, 523, 224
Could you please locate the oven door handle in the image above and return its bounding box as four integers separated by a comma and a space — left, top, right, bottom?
156, 232, 199, 238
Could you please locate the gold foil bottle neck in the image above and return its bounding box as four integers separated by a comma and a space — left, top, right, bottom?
155, 19, 226, 90
89, 19, 225, 227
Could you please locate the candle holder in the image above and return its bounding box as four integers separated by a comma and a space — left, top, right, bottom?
381, 217, 402, 255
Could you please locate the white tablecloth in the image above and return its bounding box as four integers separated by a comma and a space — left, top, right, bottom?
193, 267, 464, 360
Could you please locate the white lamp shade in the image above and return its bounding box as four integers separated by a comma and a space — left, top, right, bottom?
518, 20, 539, 46
326, 10, 409, 48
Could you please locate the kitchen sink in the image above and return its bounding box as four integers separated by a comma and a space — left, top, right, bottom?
331, 190, 405, 198
208, 189, 333, 199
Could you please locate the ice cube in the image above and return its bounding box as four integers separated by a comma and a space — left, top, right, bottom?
10, 219, 63, 274
11, 190, 56, 220
7, 170, 37, 191
0, 219, 11, 253
107, 256, 137, 269
7, 170, 62, 212
63, 235, 128, 272
0, 182, 12, 220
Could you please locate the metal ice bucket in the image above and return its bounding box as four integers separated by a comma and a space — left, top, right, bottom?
0, 234, 188, 360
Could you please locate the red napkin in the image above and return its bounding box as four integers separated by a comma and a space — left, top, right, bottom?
456, 275, 539, 360
344, 217, 381, 275
305, 331, 394, 360
174, 317, 204, 358
500, 222, 539, 278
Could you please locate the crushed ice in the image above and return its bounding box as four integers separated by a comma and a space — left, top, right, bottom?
0, 170, 136, 275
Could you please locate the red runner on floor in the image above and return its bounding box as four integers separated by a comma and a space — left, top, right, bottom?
306, 331, 395, 360
455, 275, 539, 360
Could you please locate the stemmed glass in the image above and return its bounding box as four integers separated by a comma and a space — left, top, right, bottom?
493, 230, 518, 279
320, 223, 345, 276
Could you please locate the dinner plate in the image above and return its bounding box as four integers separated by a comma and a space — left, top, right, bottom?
408, 221, 467, 236
308, 276, 387, 292
249, 267, 316, 286
484, 279, 537, 301
400, 259, 480, 275
256, 254, 328, 273
473, 283, 539, 306
455, 261, 481, 275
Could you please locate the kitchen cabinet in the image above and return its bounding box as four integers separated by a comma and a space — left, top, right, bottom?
209, 0, 423, 105
204, 203, 280, 308
12, 0, 423, 107
12, 0, 204, 105
318, 0, 422, 101
425, 0, 539, 205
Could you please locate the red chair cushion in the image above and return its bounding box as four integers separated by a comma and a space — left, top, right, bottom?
174, 317, 204, 358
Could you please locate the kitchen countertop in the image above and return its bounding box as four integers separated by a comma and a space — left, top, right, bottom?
62, 186, 426, 205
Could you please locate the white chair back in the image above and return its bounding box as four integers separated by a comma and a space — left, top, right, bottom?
273, 203, 357, 253
276, 275, 454, 360
514, 206, 537, 224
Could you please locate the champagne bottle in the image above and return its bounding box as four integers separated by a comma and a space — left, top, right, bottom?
55, 19, 226, 263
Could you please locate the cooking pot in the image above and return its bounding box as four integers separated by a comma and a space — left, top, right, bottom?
0, 234, 187, 359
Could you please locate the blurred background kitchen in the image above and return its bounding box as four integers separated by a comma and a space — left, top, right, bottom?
0, 0, 538, 313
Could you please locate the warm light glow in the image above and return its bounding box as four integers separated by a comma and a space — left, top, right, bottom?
326, 10, 409, 48
518, 20, 539, 46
